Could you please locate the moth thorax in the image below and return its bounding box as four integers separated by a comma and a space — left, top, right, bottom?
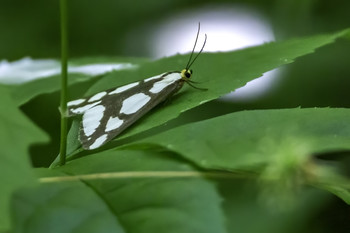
181, 69, 193, 80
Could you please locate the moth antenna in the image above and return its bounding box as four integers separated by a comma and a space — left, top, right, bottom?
185, 80, 208, 91
187, 33, 207, 69
185, 22, 201, 70
187, 80, 204, 84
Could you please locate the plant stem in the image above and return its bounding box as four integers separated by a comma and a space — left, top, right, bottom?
59, 0, 68, 166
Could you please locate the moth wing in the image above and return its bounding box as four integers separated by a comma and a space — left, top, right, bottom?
67, 81, 140, 117
67, 72, 183, 150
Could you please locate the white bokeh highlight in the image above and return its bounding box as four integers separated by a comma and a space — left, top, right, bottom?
148, 5, 279, 100
0, 57, 136, 85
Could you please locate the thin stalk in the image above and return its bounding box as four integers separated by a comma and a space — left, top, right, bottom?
59, 0, 68, 166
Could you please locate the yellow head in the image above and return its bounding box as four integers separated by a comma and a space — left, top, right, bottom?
180, 69, 193, 80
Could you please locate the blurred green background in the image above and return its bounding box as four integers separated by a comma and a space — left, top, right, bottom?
1, 0, 350, 232
1, 0, 350, 107
1, 0, 349, 59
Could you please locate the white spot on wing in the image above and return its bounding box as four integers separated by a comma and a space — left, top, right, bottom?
149, 73, 181, 93
67, 98, 85, 107
144, 73, 165, 82
88, 91, 107, 102
82, 105, 105, 137
89, 134, 108, 149
109, 82, 139, 95
70, 101, 101, 114
120, 93, 151, 115
105, 116, 124, 132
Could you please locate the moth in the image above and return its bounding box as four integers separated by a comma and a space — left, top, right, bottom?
67, 25, 207, 150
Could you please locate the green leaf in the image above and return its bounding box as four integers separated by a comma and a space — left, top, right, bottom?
31, 150, 226, 233
11, 173, 123, 233
219, 180, 332, 233
84, 28, 350, 143
138, 108, 350, 169
0, 85, 48, 231
135, 108, 350, 202
307, 164, 350, 204
49, 119, 83, 169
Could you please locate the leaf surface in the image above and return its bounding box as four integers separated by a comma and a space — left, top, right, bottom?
0, 86, 48, 231
83, 29, 350, 142
136, 108, 350, 202
14, 150, 226, 233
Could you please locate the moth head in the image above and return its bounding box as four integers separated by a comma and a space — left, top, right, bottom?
181, 69, 193, 80
180, 69, 207, 91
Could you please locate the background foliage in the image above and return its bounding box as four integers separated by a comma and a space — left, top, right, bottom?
1, 0, 350, 232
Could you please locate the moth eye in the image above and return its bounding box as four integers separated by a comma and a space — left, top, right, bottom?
185, 71, 191, 78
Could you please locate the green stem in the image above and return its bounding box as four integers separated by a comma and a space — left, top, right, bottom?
59, 0, 68, 166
